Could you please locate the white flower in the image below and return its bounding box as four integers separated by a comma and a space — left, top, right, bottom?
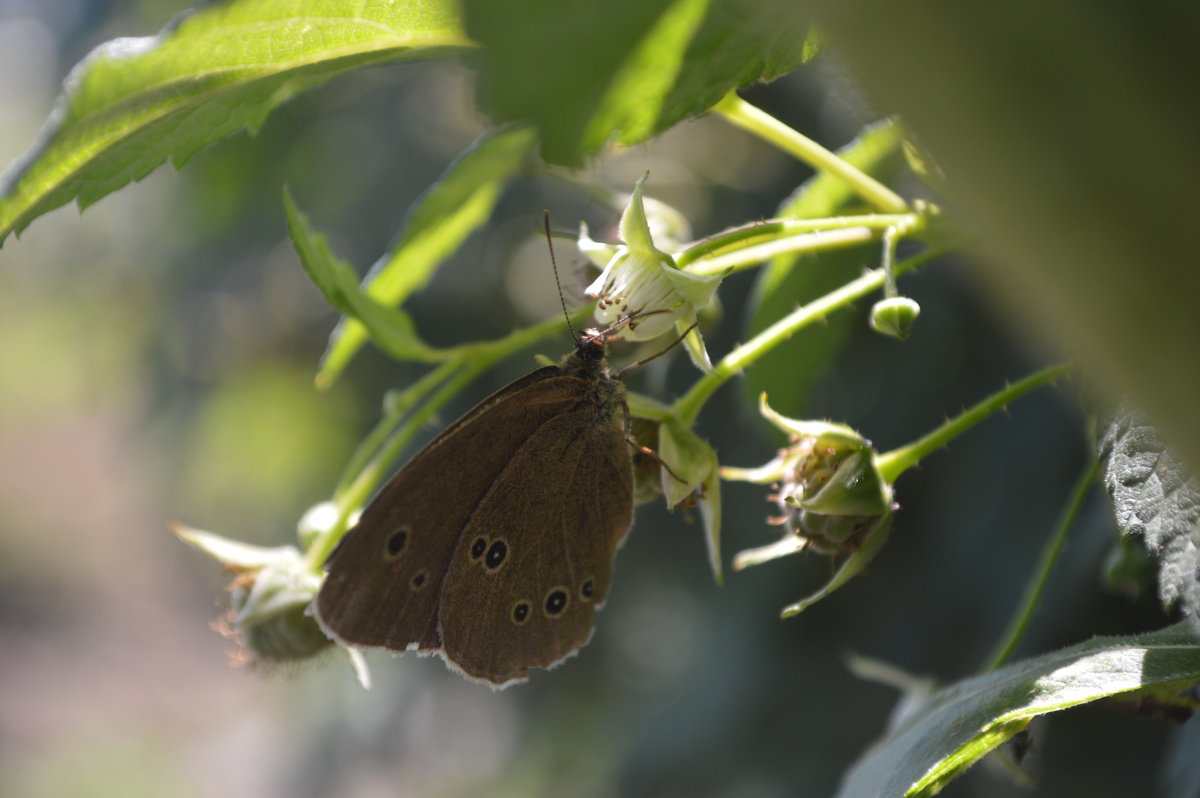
579, 173, 721, 367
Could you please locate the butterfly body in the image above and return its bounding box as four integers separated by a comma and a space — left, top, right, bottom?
315, 333, 634, 686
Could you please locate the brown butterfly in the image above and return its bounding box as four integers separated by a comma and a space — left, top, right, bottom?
314, 328, 634, 687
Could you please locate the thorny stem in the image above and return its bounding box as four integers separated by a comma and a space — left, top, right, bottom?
875, 363, 1076, 484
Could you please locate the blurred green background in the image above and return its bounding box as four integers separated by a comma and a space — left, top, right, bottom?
0, 2, 1185, 797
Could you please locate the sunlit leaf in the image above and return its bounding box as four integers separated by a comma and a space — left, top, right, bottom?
463, 0, 815, 165
837, 623, 1200, 798
1099, 406, 1200, 634
317, 123, 537, 386
0, 0, 468, 244
284, 188, 440, 362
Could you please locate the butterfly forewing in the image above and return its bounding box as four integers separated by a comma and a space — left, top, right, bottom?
437, 403, 633, 685
315, 368, 587, 652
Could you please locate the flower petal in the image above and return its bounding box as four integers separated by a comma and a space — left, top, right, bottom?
619, 171, 661, 256
578, 221, 619, 269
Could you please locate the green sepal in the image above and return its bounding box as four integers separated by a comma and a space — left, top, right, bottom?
698, 444, 724, 586
657, 416, 716, 509
797, 448, 891, 517
229, 554, 320, 629
732, 533, 808, 571
679, 319, 715, 373
173, 523, 295, 570
780, 511, 893, 618
759, 393, 869, 448
619, 172, 663, 257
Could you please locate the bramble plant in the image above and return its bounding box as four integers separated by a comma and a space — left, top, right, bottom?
3, 2, 1199, 796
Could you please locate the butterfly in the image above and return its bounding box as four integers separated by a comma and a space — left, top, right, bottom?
314, 329, 634, 687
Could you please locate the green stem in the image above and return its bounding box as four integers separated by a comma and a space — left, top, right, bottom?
304, 359, 485, 573
345, 362, 485, 509
671, 249, 943, 425
875, 364, 1075, 484
687, 227, 878, 276
333, 357, 463, 496
676, 213, 918, 268
983, 458, 1099, 671
713, 93, 910, 214
881, 225, 900, 297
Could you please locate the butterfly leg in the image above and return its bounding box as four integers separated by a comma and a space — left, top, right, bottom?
616, 322, 699, 379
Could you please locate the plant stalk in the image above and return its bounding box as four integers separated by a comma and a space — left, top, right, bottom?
713, 93, 909, 214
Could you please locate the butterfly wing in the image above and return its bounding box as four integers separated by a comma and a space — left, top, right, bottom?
437, 397, 634, 686
314, 367, 584, 652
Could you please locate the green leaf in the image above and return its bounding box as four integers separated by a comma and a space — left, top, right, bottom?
283, 188, 439, 362
318, 124, 538, 387
837, 622, 1200, 798
463, 0, 814, 165
744, 120, 905, 417
0, 0, 468, 245
1098, 406, 1200, 634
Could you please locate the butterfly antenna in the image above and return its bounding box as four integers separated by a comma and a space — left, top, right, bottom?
544, 210, 579, 342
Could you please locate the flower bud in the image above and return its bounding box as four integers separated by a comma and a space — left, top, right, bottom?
174, 524, 330, 664
297, 501, 339, 548
229, 562, 331, 662
869, 296, 921, 340
724, 395, 893, 566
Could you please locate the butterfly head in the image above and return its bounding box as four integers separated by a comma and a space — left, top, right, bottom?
558, 327, 614, 383
576, 328, 609, 364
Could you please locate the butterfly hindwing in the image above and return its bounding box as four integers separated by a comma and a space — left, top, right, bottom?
437, 399, 634, 685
